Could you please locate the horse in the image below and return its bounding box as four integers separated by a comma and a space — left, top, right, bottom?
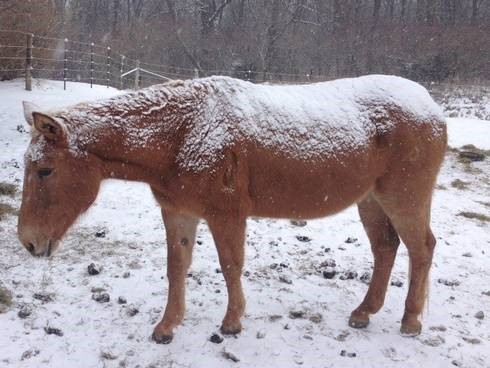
18, 74, 447, 344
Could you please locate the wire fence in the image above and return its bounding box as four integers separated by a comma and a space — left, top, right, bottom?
0, 29, 331, 91
1, 29, 489, 92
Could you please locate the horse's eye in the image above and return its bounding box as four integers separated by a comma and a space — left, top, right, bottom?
38, 168, 53, 178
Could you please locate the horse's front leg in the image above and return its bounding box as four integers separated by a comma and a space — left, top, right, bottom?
152, 209, 199, 344
207, 214, 247, 334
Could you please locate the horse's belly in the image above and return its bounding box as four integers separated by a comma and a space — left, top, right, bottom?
247, 151, 381, 219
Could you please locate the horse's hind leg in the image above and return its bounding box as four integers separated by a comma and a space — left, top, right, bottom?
373, 171, 438, 336
152, 209, 199, 344
349, 194, 400, 329
379, 199, 436, 336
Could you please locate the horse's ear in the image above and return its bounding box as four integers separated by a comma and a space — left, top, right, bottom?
32, 112, 67, 143
23, 101, 42, 126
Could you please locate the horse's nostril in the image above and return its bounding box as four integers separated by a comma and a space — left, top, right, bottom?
27, 242, 35, 254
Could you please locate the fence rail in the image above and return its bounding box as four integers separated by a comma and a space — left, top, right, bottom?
1, 29, 490, 92
0, 29, 330, 91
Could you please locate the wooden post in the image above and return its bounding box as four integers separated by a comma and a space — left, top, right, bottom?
90, 43, 94, 88
63, 38, 68, 90
106, 46, 111, 88
119, 55, 125, 89
25, 33, 33, 91
134, 60, 140, 89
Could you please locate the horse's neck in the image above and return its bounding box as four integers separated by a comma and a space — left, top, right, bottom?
72, 87, 201, 186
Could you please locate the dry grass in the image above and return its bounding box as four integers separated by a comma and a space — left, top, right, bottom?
451, 179, 470, 190
458, 211, 490, 222
0, 202, 18, 220
0, 182, 17, 196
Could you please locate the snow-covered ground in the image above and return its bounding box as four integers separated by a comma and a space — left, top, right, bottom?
0, 79, 488, 368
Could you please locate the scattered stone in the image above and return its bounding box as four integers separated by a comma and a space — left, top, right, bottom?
118, 296, 127, 304
335, 331, 350, 341
21, 349, 40, 360
222, 350, 240, 363
462, 337, 481, 344
196, 240, 203, 245
340, 350, 357, 358
90, 287, 106, 293
256, 330, 266, 339
340, 271, 358, 280
462, 252, 473, 257
243, 270, 250, 277
322, 269, 336, 279
482, 291, 490, 296
309, 313, 322, 324
290, 220, 307, 227
345, 237, 358, 244
33, 292, 53, 303
283, 324, 290, 330
126, 306, 139, 317
474, 311, 484, 320
269, 314, 283, 322
391, 280, 403, 287
128, 260, 142, 270
359, 272, 371, 284
16, 125, 26, 133
215, 268, 222, 273
423, 335, 445, 347
338, 246, 346, 251
95, 229, 106, 238
122, 272, 130, 278
18, 307, 31, 319
438, 279, 460, 287
303, 334, 313, 340
0, 285, 12, 313
280, 262, 289, 268
296, 235, 311, 242
319, 259, 336, 268
429, 325, 447, 332
100, 351, 117, 360
209, 333, 223, 344
451, 360, 462, 367
87, 263, 101, 275
289, 310, 305, 319
270, 263, 278, 270
92, 292, 110, 303
44, 327, 63, 336
279, 275, 292, 285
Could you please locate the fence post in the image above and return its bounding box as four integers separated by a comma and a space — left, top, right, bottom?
106, 46, 111, 88
119, 55, 125, 90
134, 60, 140, 89
25, 33, 33, 91
63, 38, 68, 90
194, 68, 199, 79
90, 43, 94, 88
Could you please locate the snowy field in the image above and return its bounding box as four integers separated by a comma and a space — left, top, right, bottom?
0, 79, 489, 368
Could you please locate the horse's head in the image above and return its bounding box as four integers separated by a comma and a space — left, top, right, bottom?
18, 102, 103, 257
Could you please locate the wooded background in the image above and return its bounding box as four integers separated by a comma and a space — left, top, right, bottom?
1, 0, 489, 83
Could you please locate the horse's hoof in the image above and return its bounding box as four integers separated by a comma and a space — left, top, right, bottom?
400, 323, 421, 337
152, 332, 173, 344
348, 315, 369, 329
220, 323, 242, 335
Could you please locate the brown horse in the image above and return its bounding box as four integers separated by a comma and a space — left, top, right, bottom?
18, 75, 447, 344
